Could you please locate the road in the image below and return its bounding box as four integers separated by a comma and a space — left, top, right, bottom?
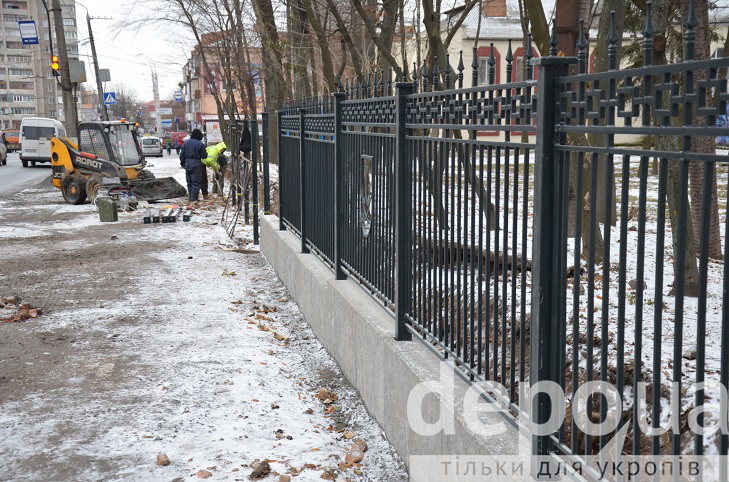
0, 152, 52, 197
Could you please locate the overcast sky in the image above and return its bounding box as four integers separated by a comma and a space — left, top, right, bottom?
74, 0, 194, 104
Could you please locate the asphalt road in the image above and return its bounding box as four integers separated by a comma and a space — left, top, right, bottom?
0, 152, 52, 197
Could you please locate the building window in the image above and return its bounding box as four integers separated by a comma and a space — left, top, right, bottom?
49, 98, 55, 105
9, 68, 33, 76
514, 57, 525, 81
62, 18, 75, 26
48, 84, 54, 92
11, 108, 36, 115
478, 58, 491, 85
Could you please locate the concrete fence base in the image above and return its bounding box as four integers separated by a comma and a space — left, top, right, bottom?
260, 215, 532, 481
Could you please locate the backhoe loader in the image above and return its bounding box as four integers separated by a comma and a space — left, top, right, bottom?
51, 120, 187, 204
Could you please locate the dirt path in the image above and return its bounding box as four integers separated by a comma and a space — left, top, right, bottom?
0, 159, 407, 481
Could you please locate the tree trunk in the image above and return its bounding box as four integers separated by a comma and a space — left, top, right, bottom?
251, 0, 285, 163
590, 0, 624, 226
682, 0, 723, 259
651, 0, 700, 294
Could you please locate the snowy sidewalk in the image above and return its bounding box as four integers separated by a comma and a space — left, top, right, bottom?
0, 154, 407, 481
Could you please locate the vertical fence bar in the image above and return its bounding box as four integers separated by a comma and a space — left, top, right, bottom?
334, 92, 346, 280
252, 117, 260, 245
395, 81, 413, 341
262, 112, 270, 213
299, 108, 308, 253
277, 110, 285, 231
529, 52, 576, 471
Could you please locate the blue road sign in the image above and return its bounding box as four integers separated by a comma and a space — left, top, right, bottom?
103, 92, 117, 105
175, 117, 180, 123
174, 90, 183, 102
139, 111, 144, 117
18, 20, 39, 45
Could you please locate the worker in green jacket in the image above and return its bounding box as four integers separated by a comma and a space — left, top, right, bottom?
165, 136, 172, 156
202, 141, 227, 196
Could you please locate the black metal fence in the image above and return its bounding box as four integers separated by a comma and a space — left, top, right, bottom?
265, 1, 729, 477
222, 118, 259, 243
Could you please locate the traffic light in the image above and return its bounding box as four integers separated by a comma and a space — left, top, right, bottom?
51, 55, 60, 77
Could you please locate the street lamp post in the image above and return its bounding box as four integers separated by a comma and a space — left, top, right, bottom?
76, 2, 111, 121
137, 54, 161, 135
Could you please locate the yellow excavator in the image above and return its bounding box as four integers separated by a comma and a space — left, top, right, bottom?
50, 120, 187, 204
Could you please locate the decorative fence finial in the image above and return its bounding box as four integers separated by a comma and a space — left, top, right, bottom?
526, 32, 534, 80
578, 19, 588, 73
608, 11, 619, 70
432, 56, 439, 91
506, 39, 513, 83
444, 54, 451, 89
550, 19, 559, 56
458, 50, 465, 89
471, 47, 479, 86
412, 62, 418, 92
488, 43, 496, 85
642, 1, 655, 66
684, 0, 698, 61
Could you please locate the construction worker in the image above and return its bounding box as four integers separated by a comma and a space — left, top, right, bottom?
179, 128, 207, 206
203, 141, 227, 196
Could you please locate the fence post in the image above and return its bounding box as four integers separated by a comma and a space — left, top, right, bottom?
530, 53, 576, 477
299, 108, 308, 254
262, 112, 270, 213
333, 92, 346, 280
252, 116, 260, 245
395, 82, 413, 341
277, 110, 285, 231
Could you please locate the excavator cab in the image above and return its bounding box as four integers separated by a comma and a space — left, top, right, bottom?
51, 120, 187, 205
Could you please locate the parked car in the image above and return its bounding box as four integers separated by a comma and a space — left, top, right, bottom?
20, 117, 66, 167
4, 129, 20, 152
140, 136, 163, 157
0, 130, 7, 166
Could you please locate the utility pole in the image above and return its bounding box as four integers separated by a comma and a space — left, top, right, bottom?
153, 70, 161, 135
50, 0, 78, 139
87, 13, 108, 121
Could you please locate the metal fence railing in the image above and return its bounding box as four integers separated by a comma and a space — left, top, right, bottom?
222, 118, 260, 243
265, 0, 729, 477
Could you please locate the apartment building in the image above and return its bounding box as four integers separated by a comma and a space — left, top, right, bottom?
0, 0, 78, 130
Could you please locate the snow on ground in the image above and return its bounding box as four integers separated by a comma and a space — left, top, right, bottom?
0, 154, 407, 481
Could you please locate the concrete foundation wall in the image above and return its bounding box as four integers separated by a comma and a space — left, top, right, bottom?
260, 215, 531, 481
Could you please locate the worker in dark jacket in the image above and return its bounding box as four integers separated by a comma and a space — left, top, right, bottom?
179, 128, 208, 204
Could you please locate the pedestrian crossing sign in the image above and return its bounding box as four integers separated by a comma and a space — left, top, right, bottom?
103, 92, 117, 105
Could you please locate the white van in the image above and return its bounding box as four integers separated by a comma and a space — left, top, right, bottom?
20, 117, 66, 167
140, 136, 163, 157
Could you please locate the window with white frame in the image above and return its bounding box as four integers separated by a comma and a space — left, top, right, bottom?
478, 58, 491, 85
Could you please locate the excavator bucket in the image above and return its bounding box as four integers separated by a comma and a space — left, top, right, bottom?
127, 177, 187, 202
